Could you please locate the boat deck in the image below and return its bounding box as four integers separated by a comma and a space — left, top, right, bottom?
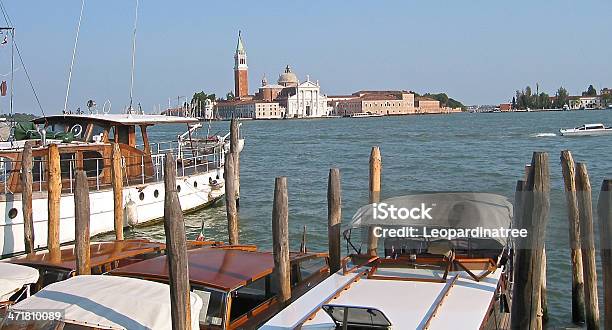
262, 267, 505, 329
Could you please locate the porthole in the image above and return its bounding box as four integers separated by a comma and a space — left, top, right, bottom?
8, 208, 18, 219
154, 190, 159, 198
177, 185, 181, 193
139, 192, 145, 201
193, 181, 198, 188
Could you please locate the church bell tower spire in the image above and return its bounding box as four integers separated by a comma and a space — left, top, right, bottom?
234, 31, 249, 98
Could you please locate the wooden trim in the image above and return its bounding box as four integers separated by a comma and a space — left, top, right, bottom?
422, 274, 459, 330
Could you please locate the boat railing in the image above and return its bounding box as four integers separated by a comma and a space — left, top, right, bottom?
0, 146, 224, 195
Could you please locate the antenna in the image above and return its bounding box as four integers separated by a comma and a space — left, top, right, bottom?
128, 0, 139, 114
63, 0, 85, 115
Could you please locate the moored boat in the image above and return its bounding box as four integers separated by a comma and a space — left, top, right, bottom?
559, 123, 612, 136
0, 263, 39, 308
0, 114, 244, 257
107, 245, 330, 329
350, 112, 384, 118
261, 193, 514, 329
1, 275, 203, 329
3, 239, 166, 293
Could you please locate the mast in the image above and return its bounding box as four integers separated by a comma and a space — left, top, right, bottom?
128, 0, 139, 114
63, 0, 85, 115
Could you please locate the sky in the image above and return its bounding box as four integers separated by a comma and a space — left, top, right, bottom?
0, 0, 611, 115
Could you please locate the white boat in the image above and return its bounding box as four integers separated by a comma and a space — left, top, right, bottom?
559, 123, 612, 136
350, 112, 384, 118
0, 263, 39, 304
0, 113, 243, 257
261, 193, 513, 329
3, 275, 203, 329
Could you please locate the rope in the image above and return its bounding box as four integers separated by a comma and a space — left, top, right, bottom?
62, 0, 85, 115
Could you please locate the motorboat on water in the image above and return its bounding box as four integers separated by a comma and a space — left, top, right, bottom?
261, 193, 514, 329
0, 113, 244, 257
350, 112, 384, 118
559, 123, 612, 136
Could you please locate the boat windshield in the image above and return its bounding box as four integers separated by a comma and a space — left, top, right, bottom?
322, 305, 392, 328
192, 286, 227, 328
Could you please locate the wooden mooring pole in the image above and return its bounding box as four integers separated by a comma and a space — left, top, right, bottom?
367, 146, 381, 256
575, 163, 600, 330
21, 141, 34, 254
597, 179, 612, 330
560, 150, 586, 324
47, 144, 61, 261
224, 152, 239, 244
525, 164, 548, 324
328, 168, 342, 274
230, 118, 240, 207
272, 177, 291, 304
111, 143, 124, 240
163, 152, 191, 330
74, 170, 91, 275
511, 152, 550, 330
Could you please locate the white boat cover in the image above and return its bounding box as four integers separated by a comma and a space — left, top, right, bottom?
346, 192, 513, 247
9, 275, 203, 330
0, 262, 39, 301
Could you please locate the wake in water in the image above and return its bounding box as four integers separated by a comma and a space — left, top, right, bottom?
531, 132, 557, 138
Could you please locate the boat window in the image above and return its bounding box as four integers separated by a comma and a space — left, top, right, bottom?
192, 287, 226, 327
0, 156, 12, 184
39, 267, 72, 288
322, 305, 392, 329
31, 156, 44, 184
230, 275, 275, 322
48, 122, 69, 134
299, 257, 326, 279
89, 124, 106, 142
60, 153, 77, 180
82, 151, 104, 178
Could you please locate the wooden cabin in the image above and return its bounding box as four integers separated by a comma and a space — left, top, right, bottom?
0, 114, 199, 193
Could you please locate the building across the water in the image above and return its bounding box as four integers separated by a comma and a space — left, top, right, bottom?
215, 33, 331, 119
330, 91, 460, 116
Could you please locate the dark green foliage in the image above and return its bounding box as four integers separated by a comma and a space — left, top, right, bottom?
422, 93, 465, 109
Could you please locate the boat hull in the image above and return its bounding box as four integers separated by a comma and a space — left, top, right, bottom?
0, 167, 224, 257
559, 129, 612, 136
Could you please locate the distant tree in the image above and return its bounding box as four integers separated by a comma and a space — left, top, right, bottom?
191, 91, 216, 106
554, 87, 569, 108
512, 96, 516, 109
602, 93, 612, 107
421, 92, 464, 109
585, 84, 597, 96
538, 92, 552, 109
226, 91, 235, 101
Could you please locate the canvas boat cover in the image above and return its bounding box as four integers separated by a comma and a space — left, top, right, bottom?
345, 192, 513, 247
9, 275, 203, 330
0, 262, 39, 301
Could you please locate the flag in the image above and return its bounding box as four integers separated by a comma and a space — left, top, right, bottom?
0, 81, 6, 97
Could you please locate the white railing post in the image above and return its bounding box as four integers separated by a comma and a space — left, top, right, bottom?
39, 161, 43, 192
69, 158, 73, 193
96, 159, 100, 190
141, 155, 145, 184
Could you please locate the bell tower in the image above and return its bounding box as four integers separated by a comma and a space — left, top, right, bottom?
234, 31, 248, 99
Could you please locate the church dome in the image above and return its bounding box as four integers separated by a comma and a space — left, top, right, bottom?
277, 65, 298, 87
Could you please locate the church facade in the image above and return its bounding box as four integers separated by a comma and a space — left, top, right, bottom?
215, 33, 331, 119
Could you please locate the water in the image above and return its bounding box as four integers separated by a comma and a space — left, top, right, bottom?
101, 110, 612, 328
